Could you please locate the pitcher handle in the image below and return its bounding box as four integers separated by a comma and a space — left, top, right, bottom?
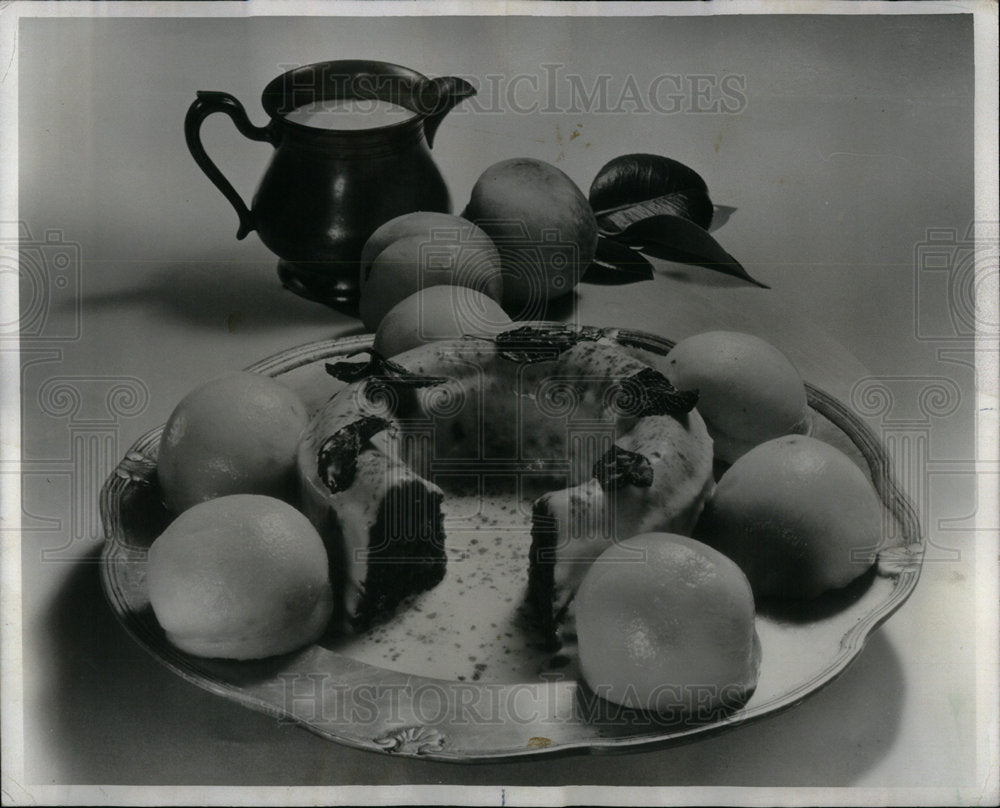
419, 76, 477, 149
184, 91, 276, 239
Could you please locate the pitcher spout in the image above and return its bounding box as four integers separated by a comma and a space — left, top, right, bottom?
419, 76, 477, 148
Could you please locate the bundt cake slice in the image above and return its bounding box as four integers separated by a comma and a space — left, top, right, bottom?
298, 380, 447, 632
528, 412, 715, 648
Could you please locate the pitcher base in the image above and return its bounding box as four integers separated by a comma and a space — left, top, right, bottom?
277, 259, 360, 316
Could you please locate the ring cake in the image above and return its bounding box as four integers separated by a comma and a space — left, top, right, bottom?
297, 325, 715, 639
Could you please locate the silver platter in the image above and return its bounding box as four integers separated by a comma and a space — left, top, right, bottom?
99, 326, 923, 761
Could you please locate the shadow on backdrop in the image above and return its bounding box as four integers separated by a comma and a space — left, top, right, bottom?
70, 260, 344, 333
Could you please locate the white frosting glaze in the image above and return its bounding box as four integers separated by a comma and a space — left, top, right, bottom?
297, 330, 712, 631
538, 411, 715, 632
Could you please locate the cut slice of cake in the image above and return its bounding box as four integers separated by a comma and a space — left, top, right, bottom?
528, 413, 715, 648
298, 387, 447, 632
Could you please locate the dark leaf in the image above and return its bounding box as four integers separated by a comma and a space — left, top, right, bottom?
589, 154, 714, 230
613, 214, 768, 288
709, 205, 737, 233
326, 355, 380, 383
595, 189, 714, 236
494, 324, 604, 363
611, 329, 670, 356
326, 353, 449, 387
581, 237, 655, 284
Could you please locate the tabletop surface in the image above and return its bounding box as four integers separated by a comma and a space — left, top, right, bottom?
7, 9, 991, 801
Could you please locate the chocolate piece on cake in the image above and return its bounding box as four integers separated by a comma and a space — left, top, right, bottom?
593, 445, 655, 490
612, 367, 699, 418
317, 416, 390, 493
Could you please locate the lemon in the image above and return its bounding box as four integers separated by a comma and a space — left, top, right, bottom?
372, 284, 512, 358
147, 494, 334, 659
359, 211, 499, 286
463, 158, 597, 315
662, 331, 810, 465
157, 372, 308, 514
358, 213, 503, 332
696, 435, 882, 598
575, 533, 759, 717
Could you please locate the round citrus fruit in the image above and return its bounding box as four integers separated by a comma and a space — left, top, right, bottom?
146, 494, 334, 659
372, 284, 512, 357
662, 330, 810, 465
359, 230, 503, 332
695, 435, 882, 599
157, 372, 309, 514
463, 158, 597, 316
575, 533, 760, 717
359, 211, 499, 287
